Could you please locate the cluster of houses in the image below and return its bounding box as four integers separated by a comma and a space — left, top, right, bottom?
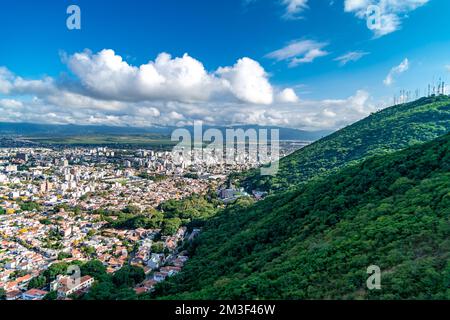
0, 147, 219, 300
4, 275, 95, 300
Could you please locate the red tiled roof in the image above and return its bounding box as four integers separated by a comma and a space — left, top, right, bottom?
24, 288, 48, 296
134, 287, 147, 295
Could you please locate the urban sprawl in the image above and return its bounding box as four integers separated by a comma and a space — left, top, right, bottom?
0, 141, 305, 300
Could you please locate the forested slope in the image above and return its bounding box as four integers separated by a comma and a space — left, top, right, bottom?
155, 132, 450, 300
241, 96, 450, 192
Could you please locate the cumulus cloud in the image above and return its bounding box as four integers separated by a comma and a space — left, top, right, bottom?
66, 49, 277, 105
0, 49, 380, 131
384, 58, 409, 86
242, 89, 377, 130
276, 88, 299, 103
216, 57, 274, 105
344, 0, 430, 37
67, 49, 218, 102
265, 40, 329, 67
0, 67, 55, 96
334, 51, 369, 66
0, 67, 14, 94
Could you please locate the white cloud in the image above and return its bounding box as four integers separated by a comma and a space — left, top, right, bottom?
334, 51, 369, 66
282, 0, 309, 19
276, 88, 299, 103
67, 49, 218, 102
67, 49, 278, 105
265, 40, 329, 67
344, 0, 371, 12
384, 58, 409, 86
0, 99, 23, 109
216, 57, 274, 105
344, 0, 430, 37
0, 67, 14, 94
0, 49, 381, 131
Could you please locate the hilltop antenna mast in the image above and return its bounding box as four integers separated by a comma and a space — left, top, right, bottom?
433, 76, 436, 96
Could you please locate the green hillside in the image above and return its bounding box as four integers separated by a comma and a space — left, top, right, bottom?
240, 95, 450, 192
155, 132, 450, 300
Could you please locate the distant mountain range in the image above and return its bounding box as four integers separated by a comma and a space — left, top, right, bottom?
0, 122, 331, 142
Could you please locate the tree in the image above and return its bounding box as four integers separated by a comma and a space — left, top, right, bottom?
81, 260, 108, 281
81, 245, 96, 257
0, 288, 6, 300
151, 242, 165, 253
57, 252, 72, 260
112, 266, 145, 288
19, 201, 41, 212
39, 218, 52, 225
43, 291, 57, 300
28, 276, 46, 290
161, 218, 182, 236
84, 281, 115, 300
123, 205, 140, 215
112, 287, 138, 300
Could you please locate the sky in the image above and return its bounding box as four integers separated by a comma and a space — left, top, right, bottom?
0, 0, 449, 131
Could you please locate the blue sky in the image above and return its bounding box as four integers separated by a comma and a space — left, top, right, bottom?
0, 0, 449, 130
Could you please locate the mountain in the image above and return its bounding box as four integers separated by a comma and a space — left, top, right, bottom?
155, 132, 450, 300
0, 122, 329, 142
0, 122, 174, 136
239, 95, 450, 192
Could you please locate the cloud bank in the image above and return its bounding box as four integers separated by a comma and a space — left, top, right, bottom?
0, 49, 377, 131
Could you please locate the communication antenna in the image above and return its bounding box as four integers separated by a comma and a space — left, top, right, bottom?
433, 76, 436, 96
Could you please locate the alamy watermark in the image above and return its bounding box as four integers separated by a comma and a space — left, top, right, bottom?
171, 122, 280, 176
366, 265, 382, 290
67, 5, 81, 30
66, 265, 81, 289
366, 5, 382, 31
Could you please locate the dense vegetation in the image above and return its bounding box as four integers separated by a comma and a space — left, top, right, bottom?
104, 195, 219, 235
240, 96, 450, 192
155, 132, 450, 299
